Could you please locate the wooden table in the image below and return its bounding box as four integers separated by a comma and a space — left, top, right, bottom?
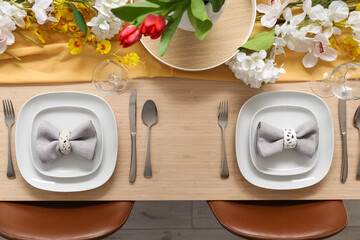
0, 78, 358, 201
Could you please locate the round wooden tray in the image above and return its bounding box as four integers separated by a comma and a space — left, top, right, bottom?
141, 0, 256, 71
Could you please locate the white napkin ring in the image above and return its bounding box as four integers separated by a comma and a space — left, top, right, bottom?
283, 128, 297, 149
59, 130, 71, 154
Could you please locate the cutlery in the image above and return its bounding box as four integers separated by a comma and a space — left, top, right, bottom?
142, 100, 158, 178
353, 105, 360, 180
339, 99, 347, 183
2, 100, 15, 178
129, 90, 137, 183
218, 101, 229, 179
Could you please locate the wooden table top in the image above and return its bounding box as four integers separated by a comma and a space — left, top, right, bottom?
0, 78, 359, 201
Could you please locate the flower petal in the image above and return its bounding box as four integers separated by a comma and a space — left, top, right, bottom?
302, 52, 318, 68
257, 4, 272, 14
320, 47, 337, 61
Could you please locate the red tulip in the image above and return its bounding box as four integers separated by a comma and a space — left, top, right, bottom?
118, 25, 141, 48
139, 14, 166, 39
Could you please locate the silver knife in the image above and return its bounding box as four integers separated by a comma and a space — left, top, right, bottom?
339, 99, 348, 183
129, 89, 137, 183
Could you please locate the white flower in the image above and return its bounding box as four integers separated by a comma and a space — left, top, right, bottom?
31, 0, 57, 25
301, 33, 337, 68
273, 8, 310, 51
0, 0, 26, 27
0, 33, 7, 54
303, 0, 329, 23
271, 36, 286, 57
257, 0, 289, 28
346, 11, 360, 31
0, 14, 15, 31
303, 0, 348, 28
327, 1, 349, 22
88, 0, 126, 41
87, 13, 123, 41
95, 0, 127, 17
227, 50, 285, 88
88, 14, 110, 30
323, 26, 341, 38
0, 16, 16, 54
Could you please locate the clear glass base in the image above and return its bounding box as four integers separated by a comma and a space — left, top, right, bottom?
310, 63, 360, 100
92, 60, 129, 95
309, 66, 333, 98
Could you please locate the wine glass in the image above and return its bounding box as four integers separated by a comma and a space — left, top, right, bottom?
92, 60, 129, 95
310, 62, 360, 100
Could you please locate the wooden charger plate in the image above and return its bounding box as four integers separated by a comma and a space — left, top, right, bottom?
140, 0, 256, 71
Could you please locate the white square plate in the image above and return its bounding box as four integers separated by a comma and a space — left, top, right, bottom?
30, 106, 103, 178
16, 92, 117, 192
235, 91, 333, 190
249, 105, 319, 176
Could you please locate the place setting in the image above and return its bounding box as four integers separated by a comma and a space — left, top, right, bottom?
235, 90, 334, 190
15, 92, 118, 192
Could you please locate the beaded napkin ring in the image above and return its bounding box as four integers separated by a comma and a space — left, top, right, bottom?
59, 130, 71, 154
283, 128, 297, 149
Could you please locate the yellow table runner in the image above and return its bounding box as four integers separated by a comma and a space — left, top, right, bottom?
0, 22, 354, 84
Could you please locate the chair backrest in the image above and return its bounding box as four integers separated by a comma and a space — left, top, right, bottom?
0, 201, 134, 240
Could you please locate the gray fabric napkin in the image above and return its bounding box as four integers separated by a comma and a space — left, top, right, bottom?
36, 120, 97, 163
256, 120, 319, 158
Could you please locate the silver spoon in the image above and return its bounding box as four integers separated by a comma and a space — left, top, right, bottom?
353, 105, 360, 180
142, 100, 158, 178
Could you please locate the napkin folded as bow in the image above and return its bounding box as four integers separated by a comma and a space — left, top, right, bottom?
256, 120, 319, 158
36, 120, 97, 163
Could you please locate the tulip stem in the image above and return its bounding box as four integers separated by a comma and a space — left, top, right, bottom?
161, 4, 177, 17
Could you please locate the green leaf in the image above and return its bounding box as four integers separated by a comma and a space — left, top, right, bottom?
148, 0, 182, 3
240, 30, 275, 51
158, 2, 187, 56
111, 1, 162, 22
188, 0, 212, 40
69, 3, 87, 36
208, 0, 225, 12
131, 10, 163, 25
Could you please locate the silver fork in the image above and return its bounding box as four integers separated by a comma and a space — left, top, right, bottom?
218, 101, 229, 179
3, 100, 15, 178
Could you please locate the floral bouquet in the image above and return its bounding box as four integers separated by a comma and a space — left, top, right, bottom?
227, 0, 360, 88
0, 0, 140, 66
111, 0, 225, 56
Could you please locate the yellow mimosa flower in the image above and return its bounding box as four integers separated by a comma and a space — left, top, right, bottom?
92, 36, 99, 45
334, 20, 346, 27
87, 32, 94, 41
96, 40, 111, 54
356, 3, 360, 11
68, 22, 79, 32
74, 31, 87, 40
74, 29, 92, 41
329, 36, 337, 48
23, 16, 31, 29
342, 37, 360, 60
34, 27, 45, 43
57, 19, 68, 32
68, 38, 83, 55
60, 7, 74, 21
115, 52, 140, 66
54, 11, 62, 21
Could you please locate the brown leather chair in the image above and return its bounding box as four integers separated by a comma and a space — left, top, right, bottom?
0, 201, 134, 240
208, 200, 348, 240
